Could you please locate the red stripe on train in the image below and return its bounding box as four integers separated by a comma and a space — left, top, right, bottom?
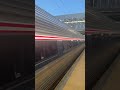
86, 28, 110, 32
0, 22, 34, 28
0, 30, 34, 33
85, 28, 110, 34
35, 35, 84, 41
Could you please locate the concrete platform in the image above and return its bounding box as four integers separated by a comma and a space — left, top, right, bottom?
55, 50, 85, 90
93, 53, 120, 90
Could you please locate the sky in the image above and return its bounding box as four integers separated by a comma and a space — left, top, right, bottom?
35, 0, 85, 16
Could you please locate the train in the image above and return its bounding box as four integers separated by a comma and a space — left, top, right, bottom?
35, 6, 85, 90
35, 5, 85, 69
86, 5, 120, 90
0, 0, 84, 89
0, 0, 34, 89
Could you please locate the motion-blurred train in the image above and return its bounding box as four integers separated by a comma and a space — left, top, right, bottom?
86, 5, 120, 90
0, 0, 84, 89
0, 0, 34, 89
35, 6, 85, 69
86, 6, 120, 36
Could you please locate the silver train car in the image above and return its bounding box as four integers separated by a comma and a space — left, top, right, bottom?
35, 6, 85, 69
0, 0, 34, 89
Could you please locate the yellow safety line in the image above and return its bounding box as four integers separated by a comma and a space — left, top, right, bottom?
55, 50, 85, 90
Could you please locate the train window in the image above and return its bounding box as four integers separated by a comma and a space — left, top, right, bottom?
35, 40, 81, 64
35, 40, 42, 63
57, 41, 64, 54
35, 40, 58, 63
62, 41, 71, 52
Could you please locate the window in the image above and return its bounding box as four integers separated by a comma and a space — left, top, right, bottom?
35, 40, 58, 63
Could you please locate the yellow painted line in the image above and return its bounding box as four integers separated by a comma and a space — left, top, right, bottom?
55, 50, 85, 90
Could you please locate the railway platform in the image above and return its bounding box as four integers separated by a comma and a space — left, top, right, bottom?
55, 50, 85, 90
93, 53, 120, 90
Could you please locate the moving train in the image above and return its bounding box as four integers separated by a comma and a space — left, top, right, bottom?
0, 0, 84, 89
35, 6, 85, 69
86, 5, 120, 90
86, 6, 120, 35
35, 6, 85, 90
0, 0, 34, 89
